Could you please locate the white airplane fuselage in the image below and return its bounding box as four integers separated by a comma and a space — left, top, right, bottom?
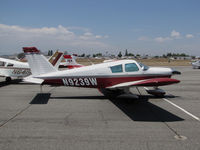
0, 58, 30, 80
38, 60, 180, 88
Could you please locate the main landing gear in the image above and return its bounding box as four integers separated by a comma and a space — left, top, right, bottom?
98, 87, 139, 99
98, 86, 166, 99
5, 77, 11, 82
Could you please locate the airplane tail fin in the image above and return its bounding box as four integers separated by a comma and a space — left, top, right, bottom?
23, 47, 60, 76
48, 51, 63, 69
60, 54, 83, 69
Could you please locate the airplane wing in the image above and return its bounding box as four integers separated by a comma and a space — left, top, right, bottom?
106, 78, 180, 89
23, 75, 44, 84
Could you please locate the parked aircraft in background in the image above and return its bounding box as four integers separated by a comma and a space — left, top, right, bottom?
23, 47, 181, 98
59, 54, 83, 69
0, 49, 63, 82
0, 57, 29, 82
191, 60, 200, 69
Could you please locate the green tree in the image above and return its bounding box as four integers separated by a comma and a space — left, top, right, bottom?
125, 49, 128, 56
136, 54, 140, 57
118, 51, 122, 58
48, 50, 51, 56
96, 53, 102, 57
86, 54, 90, 58
162, 54, 167, 58
17, 53, 25, 59
48, 50, 54, 56
128, 53, 134, 56
80, 53, 85, 57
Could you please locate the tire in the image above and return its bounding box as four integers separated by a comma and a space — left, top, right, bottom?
5, 77, 11, 82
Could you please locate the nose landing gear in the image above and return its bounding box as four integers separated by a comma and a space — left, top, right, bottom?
144, 87, 166, 97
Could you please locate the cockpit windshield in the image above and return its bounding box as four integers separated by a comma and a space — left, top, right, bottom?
138, 62, 149, 71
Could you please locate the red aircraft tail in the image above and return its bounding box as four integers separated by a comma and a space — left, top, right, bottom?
59, 54, 83, 69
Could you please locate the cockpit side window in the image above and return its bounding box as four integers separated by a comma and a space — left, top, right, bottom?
110, 64, 123, 73
125, 63, 139, 72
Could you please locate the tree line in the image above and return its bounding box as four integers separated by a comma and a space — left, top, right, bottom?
44, 50, 190, 58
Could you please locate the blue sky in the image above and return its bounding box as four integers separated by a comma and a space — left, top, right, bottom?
0, 0, 200, 55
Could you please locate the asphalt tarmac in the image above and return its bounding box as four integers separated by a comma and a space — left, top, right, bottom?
0, 66, 199, 150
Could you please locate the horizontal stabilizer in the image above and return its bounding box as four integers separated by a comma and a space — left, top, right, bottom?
23, 75, 44, 84
23, 47, 40, 53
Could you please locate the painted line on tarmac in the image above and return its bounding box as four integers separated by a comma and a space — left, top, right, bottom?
0, 87, 57, 129
0, 104, 31, 128
163, 98, 200, 121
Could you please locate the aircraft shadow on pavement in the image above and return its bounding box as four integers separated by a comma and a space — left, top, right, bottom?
50, 96, 106, 100
143, 94, 180, 99
0, 79, 22, 88
50, 94, 183, 122
109, 95, 184, 122
30, 93, 51, 104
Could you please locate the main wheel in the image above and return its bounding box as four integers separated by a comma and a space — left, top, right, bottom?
5, 77, 11, 82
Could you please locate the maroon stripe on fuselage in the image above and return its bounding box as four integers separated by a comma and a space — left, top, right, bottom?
42, 75, 172, 88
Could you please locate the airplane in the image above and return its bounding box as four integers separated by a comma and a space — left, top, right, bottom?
0, 57, 30, 82
23, 47, 181, 98
0, 49, 63, 82
191, 60, 200, 69
59, 54, 83, 69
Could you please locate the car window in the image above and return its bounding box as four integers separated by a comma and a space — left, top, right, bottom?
125, 63, 139, 72
110, 64, 123, 73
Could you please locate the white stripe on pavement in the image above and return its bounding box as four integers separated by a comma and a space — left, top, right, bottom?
163, 98, 200, 121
